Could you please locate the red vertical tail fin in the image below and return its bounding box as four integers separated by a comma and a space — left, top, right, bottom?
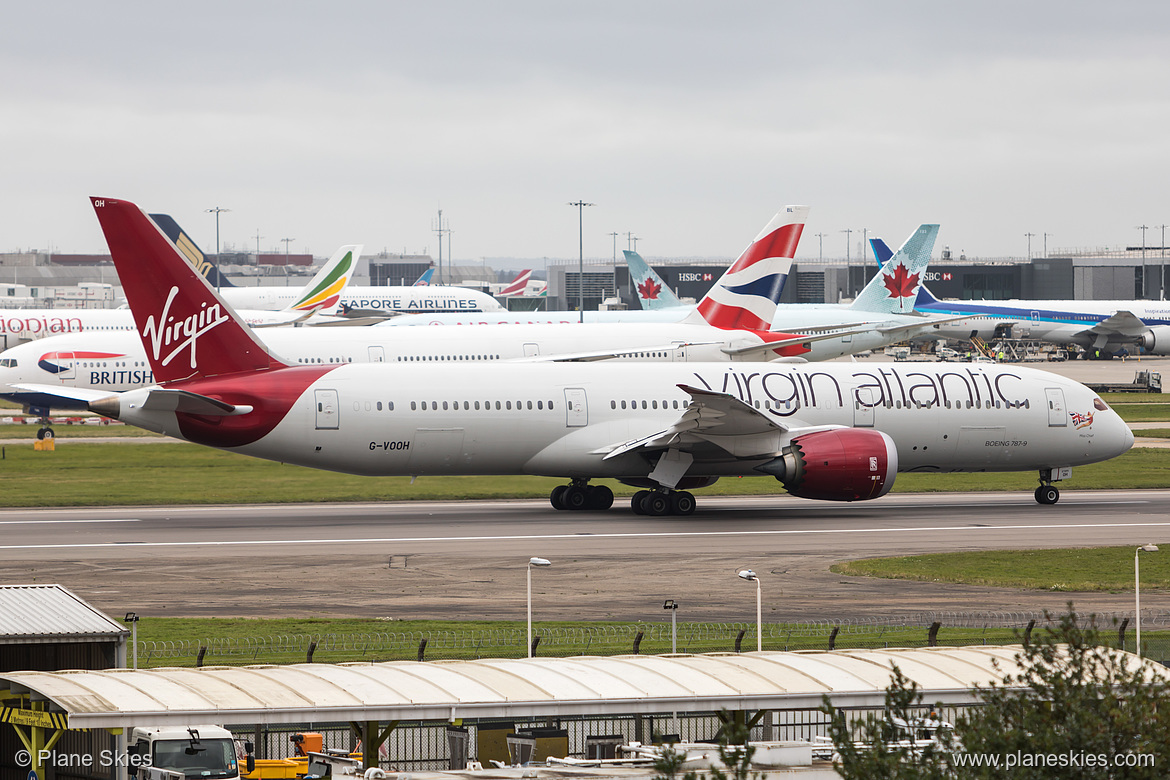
90, 197, 287, 384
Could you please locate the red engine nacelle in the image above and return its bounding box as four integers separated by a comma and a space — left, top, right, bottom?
757, 428, 898, 501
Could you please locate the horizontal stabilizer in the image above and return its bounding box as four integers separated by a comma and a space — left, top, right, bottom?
141, 389, 253, 416
9, 383, 121, 405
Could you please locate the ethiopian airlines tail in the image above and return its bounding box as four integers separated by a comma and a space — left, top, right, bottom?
90, 197, 289, 384
280, 244, 362, 315
623, 250, 683, 310
848, 224, 939, 315
684, 205, 808, 330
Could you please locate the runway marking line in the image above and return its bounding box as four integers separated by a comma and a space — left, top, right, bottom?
4, 521, 1170, 551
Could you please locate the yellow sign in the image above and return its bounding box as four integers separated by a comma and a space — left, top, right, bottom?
0, 707, 68, 730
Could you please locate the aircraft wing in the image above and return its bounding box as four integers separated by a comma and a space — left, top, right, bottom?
512, 342, 719, 363
720, 327, 875, 359
1086, 310, 1148, 338
9, 383, 122, 406
873, 312, 988, 337
600, 384, 844, 461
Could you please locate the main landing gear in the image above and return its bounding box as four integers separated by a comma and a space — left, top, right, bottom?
549, 480, 614, 511
631, 489, 696, 516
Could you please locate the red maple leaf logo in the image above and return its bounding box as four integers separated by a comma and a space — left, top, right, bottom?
882, 263, 920, 298
637, 278, 662, 300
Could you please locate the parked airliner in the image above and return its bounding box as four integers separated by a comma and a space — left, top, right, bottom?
864, 236, 1170, 358
624, 250, 687, 310
20, 197, 1136, 514
0, 244, 362, 350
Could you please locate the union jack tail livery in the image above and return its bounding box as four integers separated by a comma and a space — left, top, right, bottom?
685, 206, 809, 331
499, 270, 533, 297
90, 197, 288, 384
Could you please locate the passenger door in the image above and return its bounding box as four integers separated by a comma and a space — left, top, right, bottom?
564, 388, 588, 427
315, 389, 339, 430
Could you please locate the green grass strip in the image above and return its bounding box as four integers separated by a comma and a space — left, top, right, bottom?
833, 546, 1170, 592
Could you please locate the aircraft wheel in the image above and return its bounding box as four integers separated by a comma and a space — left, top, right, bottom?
631, 490, 650, 515
644, 492, 671, 516
1035, 485, 1059, 505
671, 491, 696, 516
587, 485, 614, 510
550, 485, 568, 510
563, 485, 589, 511
36, 427, 54, 440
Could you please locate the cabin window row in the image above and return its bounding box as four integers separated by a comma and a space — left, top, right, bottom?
296, 357, 354, 364
409, 399, 556, 411
854, 399, 1031, 410
610, 399, 689, 410
396, 354, 502, 362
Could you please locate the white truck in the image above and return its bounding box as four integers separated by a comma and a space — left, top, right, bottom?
127, 725, 254, 780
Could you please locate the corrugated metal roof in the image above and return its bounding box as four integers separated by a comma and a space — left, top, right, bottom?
0, 584, 129, 644
4, 645, 1154, 729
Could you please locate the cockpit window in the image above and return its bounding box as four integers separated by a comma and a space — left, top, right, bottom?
1093, 397, 1108, 412
0, 359, 15, 368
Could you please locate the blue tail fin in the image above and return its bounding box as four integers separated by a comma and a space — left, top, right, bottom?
869, 237, 893, 266
149, 213, 236, 288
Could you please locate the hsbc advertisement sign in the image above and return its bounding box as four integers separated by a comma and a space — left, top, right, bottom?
922, 272, 953, 282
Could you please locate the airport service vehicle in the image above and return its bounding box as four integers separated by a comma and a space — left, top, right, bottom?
46, 197, 1134, 515
128, 725, 253, 780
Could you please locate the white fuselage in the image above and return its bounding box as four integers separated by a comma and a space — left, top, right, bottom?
2, 316, 951, 407
0, 307, 325, 349
221, 284, 505, 314
112, 361, 1132, 481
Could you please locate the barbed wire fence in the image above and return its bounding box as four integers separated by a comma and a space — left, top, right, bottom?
136, 610, 1170, 668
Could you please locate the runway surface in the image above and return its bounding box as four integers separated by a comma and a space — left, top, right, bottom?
8, 490, 1170, 622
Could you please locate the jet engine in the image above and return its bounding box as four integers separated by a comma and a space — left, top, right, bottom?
756, 428, 898, 501
1139, 326, 1170, 355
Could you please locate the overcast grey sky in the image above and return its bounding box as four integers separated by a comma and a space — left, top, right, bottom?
4, 1, 1169, 265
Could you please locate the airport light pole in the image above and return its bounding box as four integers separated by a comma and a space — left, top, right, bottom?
124, 612, 139, 670
569, 201, 594, 323
527, 557, 552, 657
663, 600, 679, 653
206, 207, 231, 285
738, 570, 762, 651
1136, 544, 1159, 658
1025, 232, 1035, 260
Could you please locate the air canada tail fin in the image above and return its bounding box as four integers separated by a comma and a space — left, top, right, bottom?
92, 197, 288, 384
412, 267, 435, 286
623, 250, 683, 310
849, 224, 939, 314
684, 206, 808, 330
149, 213, 236, 288
281, 244, 362, 315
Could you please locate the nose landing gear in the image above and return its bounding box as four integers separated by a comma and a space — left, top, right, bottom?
1035, 468, 1064, 505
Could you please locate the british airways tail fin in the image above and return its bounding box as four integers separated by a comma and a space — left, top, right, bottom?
281, 245, 362, 315
683, 205, 809, 330
149, 213, 237, 288
92, 197, 288, 384
848, 224, 939, 314
869, 237, 894, 266
412, 267, 435, 286
623, 250, 683, 310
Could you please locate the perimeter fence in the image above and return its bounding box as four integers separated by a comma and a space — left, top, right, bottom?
136, 610, 1170, 668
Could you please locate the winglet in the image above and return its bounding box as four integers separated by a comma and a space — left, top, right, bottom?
90, 197, 288, 383
685, 206, 809, 330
